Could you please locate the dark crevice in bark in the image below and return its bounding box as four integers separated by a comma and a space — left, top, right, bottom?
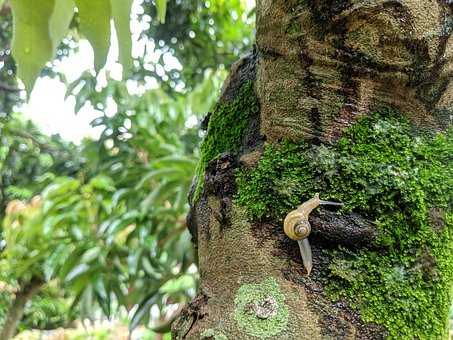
219, 49, 258, 103
309, 209, 379, 248
204, 153, 237, 233
171, 293, 209, 340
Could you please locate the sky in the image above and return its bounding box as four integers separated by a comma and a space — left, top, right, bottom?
22, 41, 104, 143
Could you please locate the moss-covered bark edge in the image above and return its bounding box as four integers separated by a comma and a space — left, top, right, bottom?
192, 81, 259, 201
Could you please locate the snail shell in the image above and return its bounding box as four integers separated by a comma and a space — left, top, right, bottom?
284, 211, 311, 240
283, 194, 321, 240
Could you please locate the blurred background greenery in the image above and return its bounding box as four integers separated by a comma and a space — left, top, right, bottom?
0, 0, 253, 338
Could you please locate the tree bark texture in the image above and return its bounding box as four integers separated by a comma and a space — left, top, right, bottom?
173, 1, 452, 339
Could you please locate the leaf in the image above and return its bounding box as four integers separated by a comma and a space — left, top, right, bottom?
89, 175, 115, 191
75, 0, 111, 72
129, 290, 159, 331
110, 0, 133, 75
81, 246, 102, 263
11, 0, 54, 94
156, 0, 167, 23
49, 0, 75, 52
65, 263, 90, 282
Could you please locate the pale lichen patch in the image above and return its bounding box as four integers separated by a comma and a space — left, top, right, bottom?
234, 278, 289, 338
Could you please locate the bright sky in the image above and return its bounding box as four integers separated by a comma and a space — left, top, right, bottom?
22, 41, 103, 143
20, 0, 255, 144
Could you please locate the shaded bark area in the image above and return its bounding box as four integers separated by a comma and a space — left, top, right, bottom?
175, 0, 452, 339
0, 278, 44, 340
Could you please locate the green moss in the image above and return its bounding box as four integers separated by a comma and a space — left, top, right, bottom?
234, 278, 289, 338
193, 81, 259, 201
201, 328, 228, 340
235, 111, 453, 339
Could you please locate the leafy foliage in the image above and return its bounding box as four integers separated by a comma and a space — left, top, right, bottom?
0, 0, 255, 335
0, 113, 82, 220
8, 0, 169, 93
0, 70, 225, 334
139, 0, 254, 91
0, 7, 21, 114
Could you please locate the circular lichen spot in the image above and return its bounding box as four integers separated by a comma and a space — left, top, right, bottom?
234, 278, 289, 338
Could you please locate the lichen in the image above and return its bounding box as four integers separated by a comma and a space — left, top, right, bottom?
234, 277, 289, 338
193, 81, 259, 201
201, 328, 228, 340
235, 110, 453, 339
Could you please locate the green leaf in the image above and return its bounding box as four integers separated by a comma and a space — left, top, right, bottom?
156, 0, 167, 23
129, 291, 159, 331
110, 0, 133, 75
11, 0, 54, 94
81, 246, 102, 263
49, 0, 75, 52
75, 0, 111, 72
65, 263, 90, 282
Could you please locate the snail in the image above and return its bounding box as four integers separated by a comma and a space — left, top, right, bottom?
283, 194, 343, 276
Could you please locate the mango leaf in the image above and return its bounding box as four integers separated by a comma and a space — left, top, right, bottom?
110, 0, 133, 75
49, 0, 75, 52
156, 0, 167, 23
65, 263, 90, 282
129, 290, 159, 331
11, 0, 54, 94
75, 0, 111, 72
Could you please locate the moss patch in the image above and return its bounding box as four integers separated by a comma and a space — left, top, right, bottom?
193, 81, 259, 201
235, 111, 453, 339
234, 277, 289, 338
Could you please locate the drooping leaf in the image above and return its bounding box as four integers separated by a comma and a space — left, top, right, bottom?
10, 0, 54, 94
49, 0, 75, 52
110, 0, 133, 75
75, 0, 111, 72
156, 0, 167, 23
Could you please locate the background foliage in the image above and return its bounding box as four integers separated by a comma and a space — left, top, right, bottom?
0, 0, 253, 338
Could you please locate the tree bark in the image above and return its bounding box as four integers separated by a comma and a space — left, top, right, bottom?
0, 278, 44, 340
173, 0, 452, 339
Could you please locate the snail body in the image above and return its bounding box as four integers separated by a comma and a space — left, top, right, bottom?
283, 194, 343, 276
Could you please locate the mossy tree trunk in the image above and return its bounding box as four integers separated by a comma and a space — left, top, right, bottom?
173, 1, 452, 339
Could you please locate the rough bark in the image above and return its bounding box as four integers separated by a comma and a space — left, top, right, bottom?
174, 1, 452, 339
0, 278, 44, 340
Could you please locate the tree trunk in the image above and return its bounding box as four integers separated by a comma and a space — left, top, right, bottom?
0, 278, 44, 340
173, 1, 452, 339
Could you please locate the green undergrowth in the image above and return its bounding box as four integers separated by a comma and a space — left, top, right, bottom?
193, 81, 259, 201
235, 111, 453, 339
